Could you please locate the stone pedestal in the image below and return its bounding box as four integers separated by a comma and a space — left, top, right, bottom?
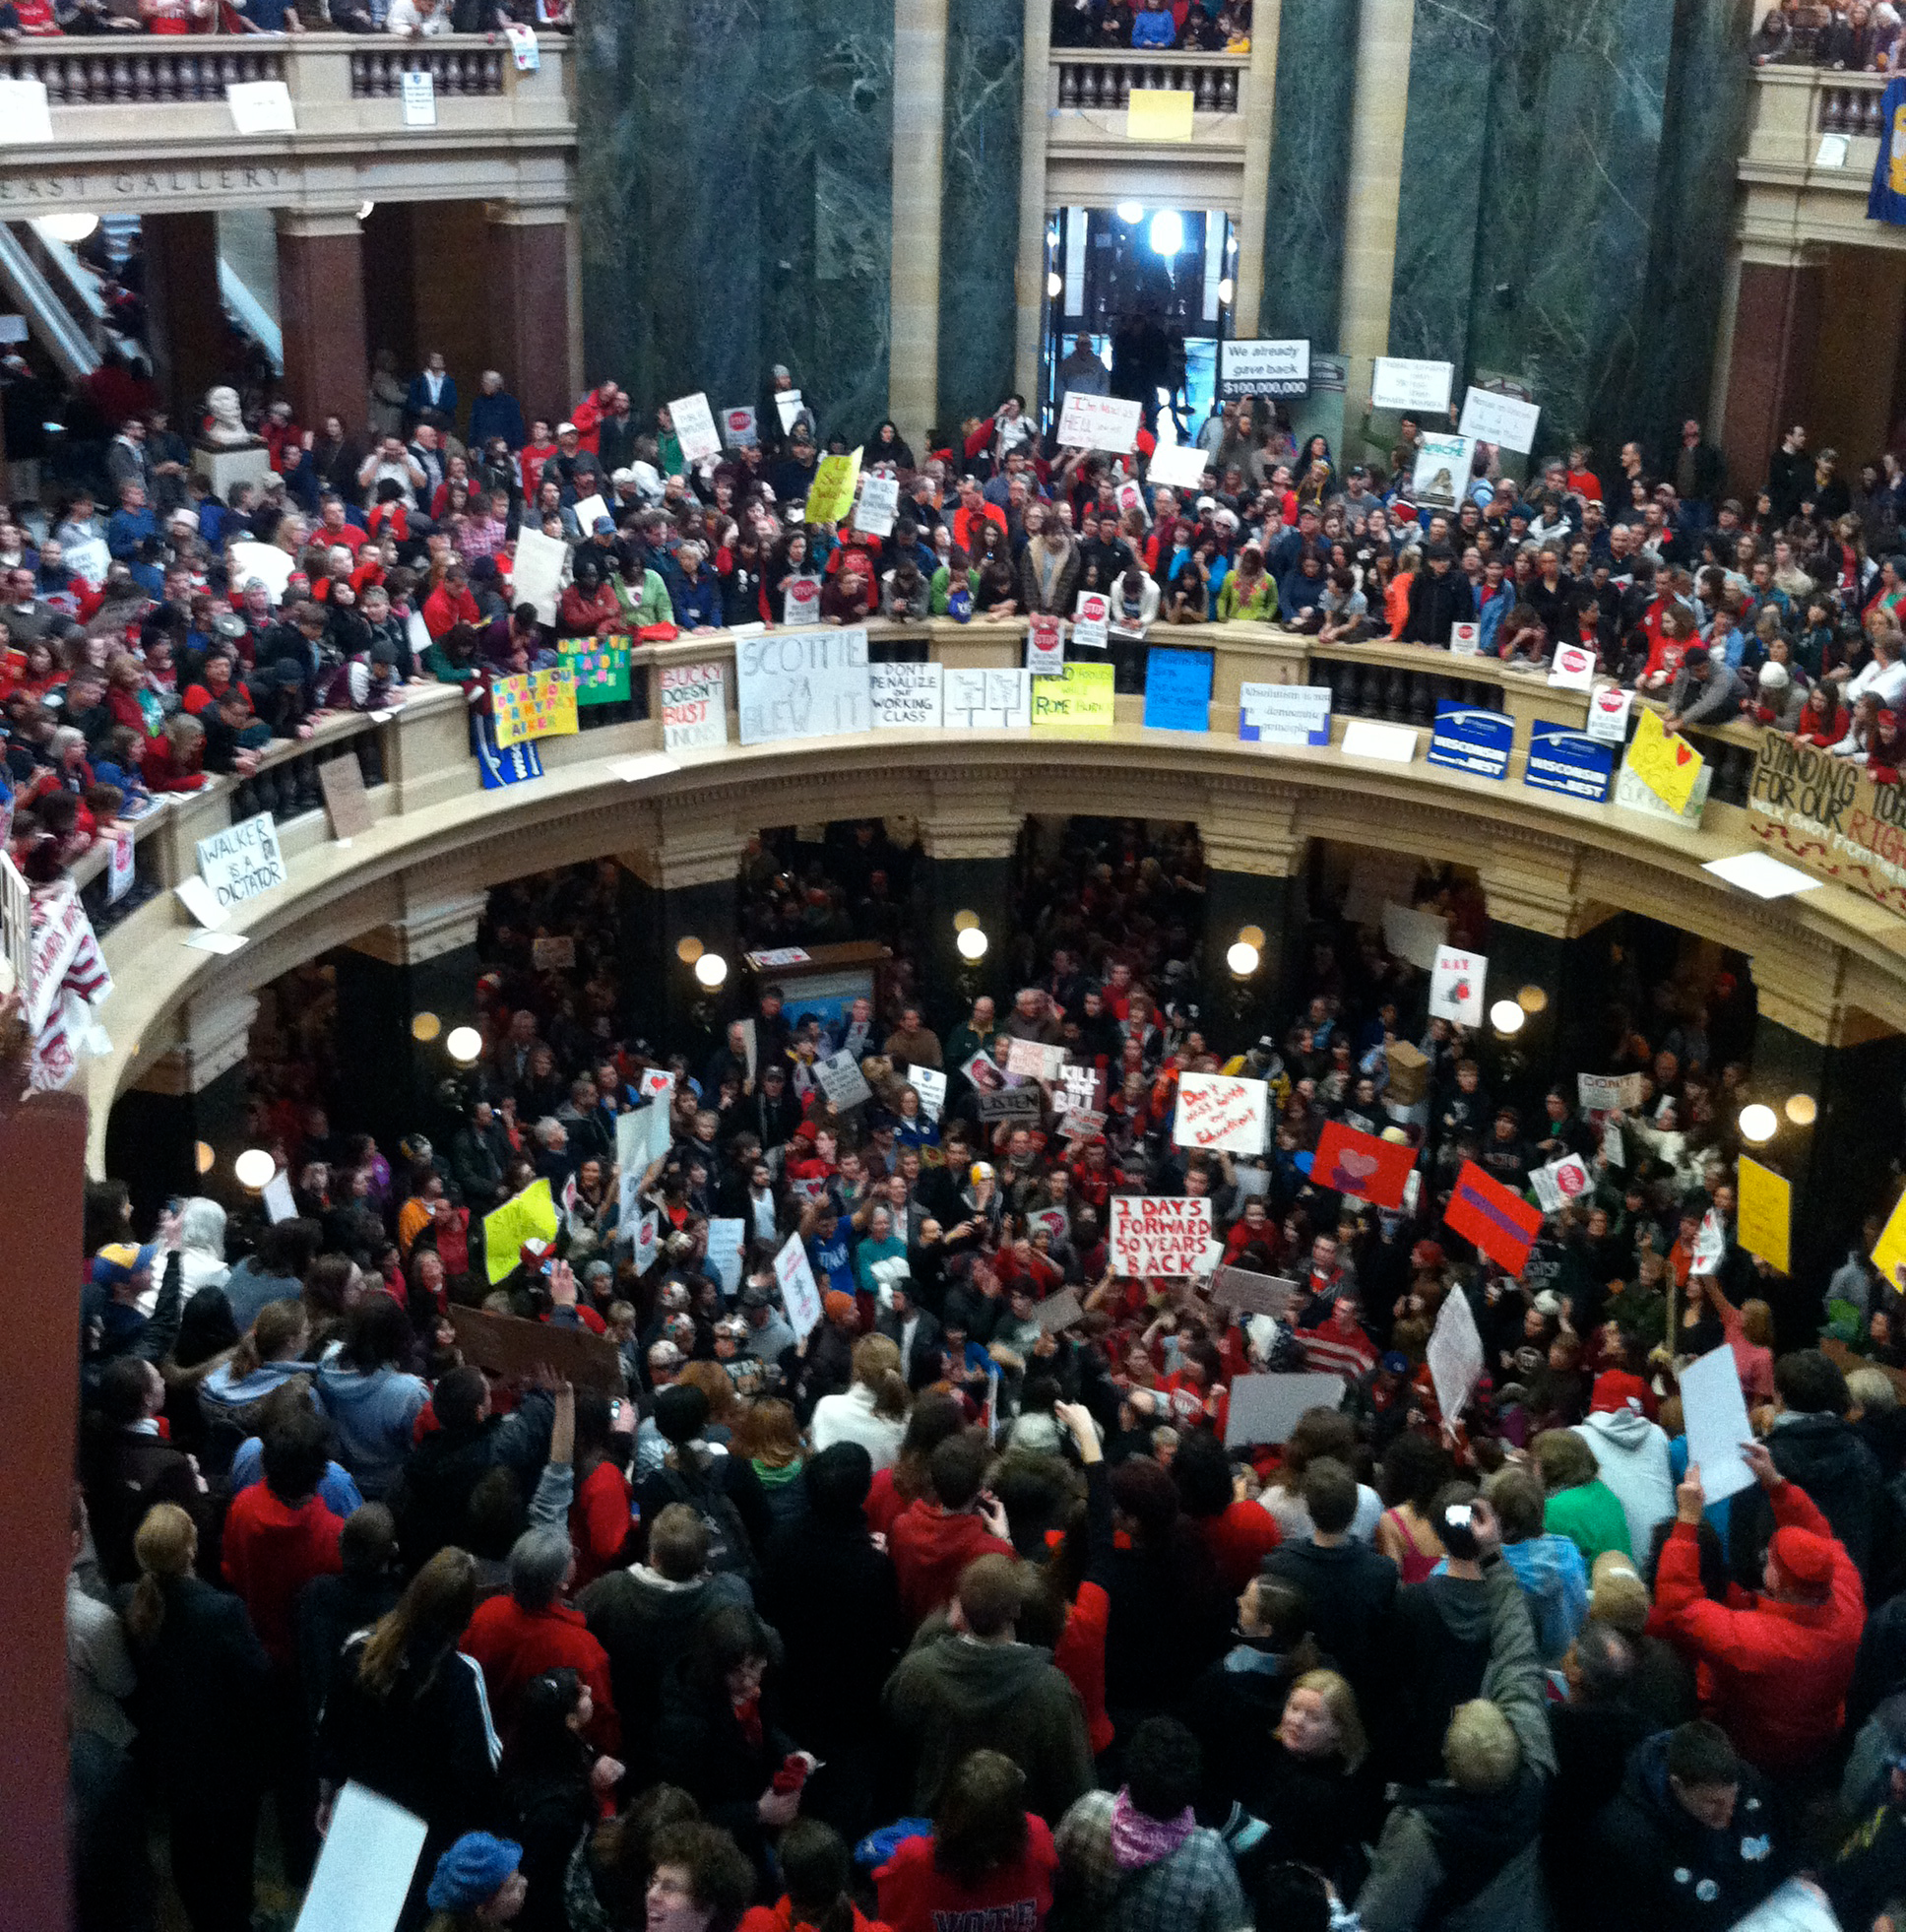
193, 441, 276, 499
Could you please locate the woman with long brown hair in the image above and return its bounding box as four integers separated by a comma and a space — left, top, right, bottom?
316, 1547, 502, 1916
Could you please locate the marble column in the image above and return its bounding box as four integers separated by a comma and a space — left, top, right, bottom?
1010, 0, 1049, 409
1337, 0, 1415, 446
577, 0, 893, 445
1233, 0, 1285, 338
936, 0, 1025, 427
276, 209, 368, 437
1255, 0, 1357, 349
102, 992, 258, 1221
617, 833, 743, 1063
143, 211, 227, 427
918, 855, 1012, 1034
890, 0, 949, 453
484, 204, 573, 439
1201, 870, 1304, 1047
1720, 251, 1825, 500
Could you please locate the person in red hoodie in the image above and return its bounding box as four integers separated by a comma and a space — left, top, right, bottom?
423, 561, 482, 640
875, 1750, 1058, 1932
1656, 1439, 1864, 1773
463, 1522, 620, 1755
222, 1406, 346, 1667
738, 1820, 893, 1932
888, 1432, 1013, 1628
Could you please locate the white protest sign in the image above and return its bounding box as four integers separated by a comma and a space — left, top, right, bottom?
0, 78, 53, 145
107, 831, 135, 906
774, 1232, 824, 1343
1072, 591, 1111, 650
1055, 391, 1143, 453
774, 388, 804, 433
615, 1106, 662, 1227
292, 1780, 427, 1932
1006, 1038, 1066, 1081
736, 628, 870, 745
1219, 337, 1311, 399
1548, 641, 1598, 692
1692, 1209, 1729, 1274
1529, 1153, 1591, 1214
1147, 442, 1209, 490
1457, 384, 1541, 454
511, 526, 567, 625
570, 492, 608, 534
856, 473, 900, 537
668, 392, 723, 465
1428, 945, 1487, 1026
1371, 356, 1453, 414
1577, 1072, 1643, 1115
1410, 430, 1475, 510
62, 536, 110, 587
1026, 616, 1064, 676
639, 1067, 676, 1104
707, 1218, 746, 1293
1109, 1195, 1213, 1277
1679, 1343, 1756, 1501
1381, 900, 1448, 971
871, 661, 943, 729
1173, 1072, 1269, 1154
503, 21, 539, 67
660, 661, 728, 752
722, 406, 757, 448
1602, 1121, 1624, 1167
263, 1170, 297, 1224
228, 540, 295, 603
225, 79, 295, 134
1586, 684, 1634, 743
1225, 1372, 1345, 1449
1427, 1287, 1485, 1425
1340, 719, 1418, 762
944, 667, 1031, 731
1450, 620, 1481, 655
196, 810, 286, 911
633, 1209, 660, 1276
1239, 681, 1331, 745
400, 69, 436, 125
783, 575, 822, 626
907, 1065, 947, 1120
1059, 1064, 1103, 1116
817, 1050, 873, 1109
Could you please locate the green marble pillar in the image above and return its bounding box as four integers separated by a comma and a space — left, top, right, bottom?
1258, 0, 1360, 349
935, 0, 1024, 430
576, 0, 894, 443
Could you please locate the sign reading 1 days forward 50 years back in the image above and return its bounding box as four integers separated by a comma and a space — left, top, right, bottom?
1748, 731, 1906, 915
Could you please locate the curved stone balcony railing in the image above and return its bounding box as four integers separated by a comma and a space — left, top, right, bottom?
77, 616, 1906, 1171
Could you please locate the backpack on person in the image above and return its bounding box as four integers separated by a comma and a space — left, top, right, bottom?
656, 1450, 756, 1580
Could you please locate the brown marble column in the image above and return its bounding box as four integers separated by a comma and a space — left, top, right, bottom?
483, 205, 573, 437
1720, 250, 1825, 500
143, 211, 227, 426
275, 209, 369, 437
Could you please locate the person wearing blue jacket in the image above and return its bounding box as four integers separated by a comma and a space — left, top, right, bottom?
1131, 0, 1175, 44
669, 542, 724, 631
314, 1296, 429, 1501
469, 370, 528, 452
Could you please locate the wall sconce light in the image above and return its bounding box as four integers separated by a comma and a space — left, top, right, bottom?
1490, 999, 1525, 1036
446, 1026, 482, 1065
234, 1147, 276, 1192
411, 1012, 441, 1042
694, 952, 728, 990
1784, 1093, 1817, 1127
1738, 1103, 1778, 1145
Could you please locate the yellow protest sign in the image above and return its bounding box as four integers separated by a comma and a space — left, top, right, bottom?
1031, 660, 1115, 736
1736, 1155, 1791, 1274
1128, 88, 1195, 141
483, 1178, 560, 1283
492, 668, 580, 748
803, 446, 862, 526
1874, 1185, 1906, 1290
1624, 706, 1704, 814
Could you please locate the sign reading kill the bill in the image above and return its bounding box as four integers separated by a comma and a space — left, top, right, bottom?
1748, 732, 1906, 916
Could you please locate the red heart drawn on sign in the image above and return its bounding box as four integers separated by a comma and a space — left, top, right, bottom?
1675, 744, 1691, 766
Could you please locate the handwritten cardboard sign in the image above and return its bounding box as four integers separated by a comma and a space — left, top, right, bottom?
1173, 1072, 1269, 1154
1110, 1194, 1213, 1277
448, 1304, 627, 1394
1209, 1268, 1299, 1319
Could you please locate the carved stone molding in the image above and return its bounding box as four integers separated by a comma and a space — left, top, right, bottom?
129, 993, 259, 1097
348, 888, 492, 966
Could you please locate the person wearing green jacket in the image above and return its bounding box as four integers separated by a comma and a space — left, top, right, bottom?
929, 561, 979, 615
612, 558, 672, 628
1535, 1427, 1633, 1563
1216, 543, 1277, 621
656, 405, 686, 478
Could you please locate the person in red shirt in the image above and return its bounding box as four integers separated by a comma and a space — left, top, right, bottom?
521, 421, 559, 501
463, 1523, 620, 1754
423, 562, 482, 639
1656, 1441, 1864, 1772
1300, 1294, 1379, 1384
222, 1408, 346, 1666
738, 1820, 894, 1932
875, 1750, 1058, 1932
1174, 1427, 1278, 1594
888, 1433, 1013, 1628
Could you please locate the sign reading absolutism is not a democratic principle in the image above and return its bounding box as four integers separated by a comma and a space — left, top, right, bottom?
1747, 732, 1906, 916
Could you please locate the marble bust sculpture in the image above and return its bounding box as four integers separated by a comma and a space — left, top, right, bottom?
200, 386, 260, 448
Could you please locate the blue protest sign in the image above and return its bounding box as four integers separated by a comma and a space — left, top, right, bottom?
1524, 723, 1614, 804
1426, 700, 1513, 781
1144, 646, 1214, 733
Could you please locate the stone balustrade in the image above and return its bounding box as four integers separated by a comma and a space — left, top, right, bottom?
0, 39, 285, 104
1051, 50, 1245, 114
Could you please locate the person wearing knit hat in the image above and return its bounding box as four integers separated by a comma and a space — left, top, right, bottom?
1572, 1362, 1674, 1559
1654, 1440, 1864, 1771
425, 1833, 526, 1927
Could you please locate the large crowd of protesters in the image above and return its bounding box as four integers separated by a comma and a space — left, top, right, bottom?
51, 796, 1906, 1932
10, 327, 1906, 1931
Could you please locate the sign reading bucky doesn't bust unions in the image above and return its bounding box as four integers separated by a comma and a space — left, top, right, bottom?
196, 810, 286, 910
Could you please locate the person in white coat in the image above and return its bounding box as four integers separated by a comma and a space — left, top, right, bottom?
809, 1333, 909, 1471
1572, 1380, 1676, 1561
